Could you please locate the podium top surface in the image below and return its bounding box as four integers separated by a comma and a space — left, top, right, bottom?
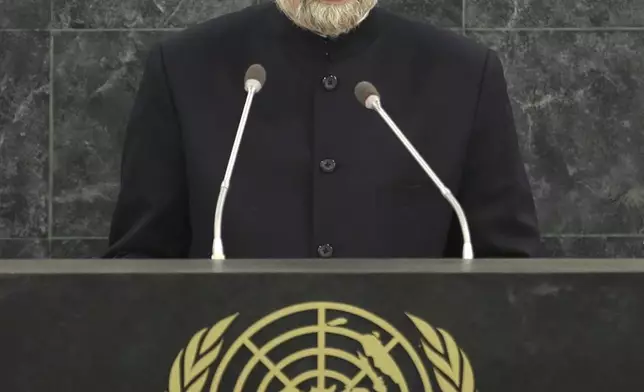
1, 258, 644, 274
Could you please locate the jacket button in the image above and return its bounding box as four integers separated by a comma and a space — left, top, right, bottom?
317, 244, 334, 258
322, 75, 338, 91
319, 159, 336, 173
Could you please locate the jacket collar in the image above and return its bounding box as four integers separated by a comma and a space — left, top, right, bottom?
268, 2, 384, 62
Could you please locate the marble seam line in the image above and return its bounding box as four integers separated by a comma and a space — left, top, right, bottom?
0, 236, 643, 241
462, 0, 467, 31
2, 27, 644, 33
0, 238, 109, 241
48, 32, 54, 253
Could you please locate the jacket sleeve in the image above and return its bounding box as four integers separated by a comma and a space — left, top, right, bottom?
104, 42, 191, 258
444, 49, 540, 258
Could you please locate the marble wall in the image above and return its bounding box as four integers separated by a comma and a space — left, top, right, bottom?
0, 0, 643, 259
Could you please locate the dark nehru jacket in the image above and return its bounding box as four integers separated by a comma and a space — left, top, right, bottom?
105, 3, 540, 259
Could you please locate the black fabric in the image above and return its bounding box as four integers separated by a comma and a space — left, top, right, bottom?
105, 3, 539, 259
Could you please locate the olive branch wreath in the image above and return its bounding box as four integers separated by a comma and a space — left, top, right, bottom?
168, 314, 237, 392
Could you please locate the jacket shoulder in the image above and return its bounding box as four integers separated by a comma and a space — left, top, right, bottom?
158, 4, 271, 55
379, 9, 493, 69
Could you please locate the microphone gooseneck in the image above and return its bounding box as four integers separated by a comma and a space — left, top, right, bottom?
355, 81, 474, 261
212, 64, 267, 260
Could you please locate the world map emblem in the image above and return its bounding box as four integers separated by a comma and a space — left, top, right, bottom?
167, 302, 475, 392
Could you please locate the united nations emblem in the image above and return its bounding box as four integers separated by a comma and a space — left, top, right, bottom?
167, 302, 475, 392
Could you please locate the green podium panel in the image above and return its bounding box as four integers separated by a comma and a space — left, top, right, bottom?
1, 259, 643, 391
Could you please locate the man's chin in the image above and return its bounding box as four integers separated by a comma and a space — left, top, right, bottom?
277, 0, 376, 37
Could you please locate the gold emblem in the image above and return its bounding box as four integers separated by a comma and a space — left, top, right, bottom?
167, 302, 475, 392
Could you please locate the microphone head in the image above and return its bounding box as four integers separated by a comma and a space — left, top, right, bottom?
354, 81, 380, 108
244, 64, 266, 92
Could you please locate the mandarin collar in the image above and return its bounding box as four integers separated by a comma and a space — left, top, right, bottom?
268, 2, 383, 62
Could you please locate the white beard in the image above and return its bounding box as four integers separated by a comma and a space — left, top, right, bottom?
275, 0, 378, 37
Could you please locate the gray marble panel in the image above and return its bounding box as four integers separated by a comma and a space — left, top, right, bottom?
467, 0, 644, 28
377, 0, 462, 26
472, 31, 644, 235
541, 236, 644, 258
50, 239, 107, 258
0, 240, 48, 258
0, 32, 49, 239
52, 32, 171, 237
53, 0, 255, 29
0, 0, 51, 29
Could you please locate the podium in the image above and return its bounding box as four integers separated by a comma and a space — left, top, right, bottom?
1, 258, 643, 391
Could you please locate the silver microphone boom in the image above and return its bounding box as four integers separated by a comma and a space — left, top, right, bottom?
212, 64, 267, 260
354, 81, 474, 261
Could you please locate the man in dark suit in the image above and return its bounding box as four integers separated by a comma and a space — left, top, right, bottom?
105, 0, 540, 259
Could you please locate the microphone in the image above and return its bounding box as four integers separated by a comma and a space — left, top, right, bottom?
211, 64, 267, 260
354, 81, 474, 261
